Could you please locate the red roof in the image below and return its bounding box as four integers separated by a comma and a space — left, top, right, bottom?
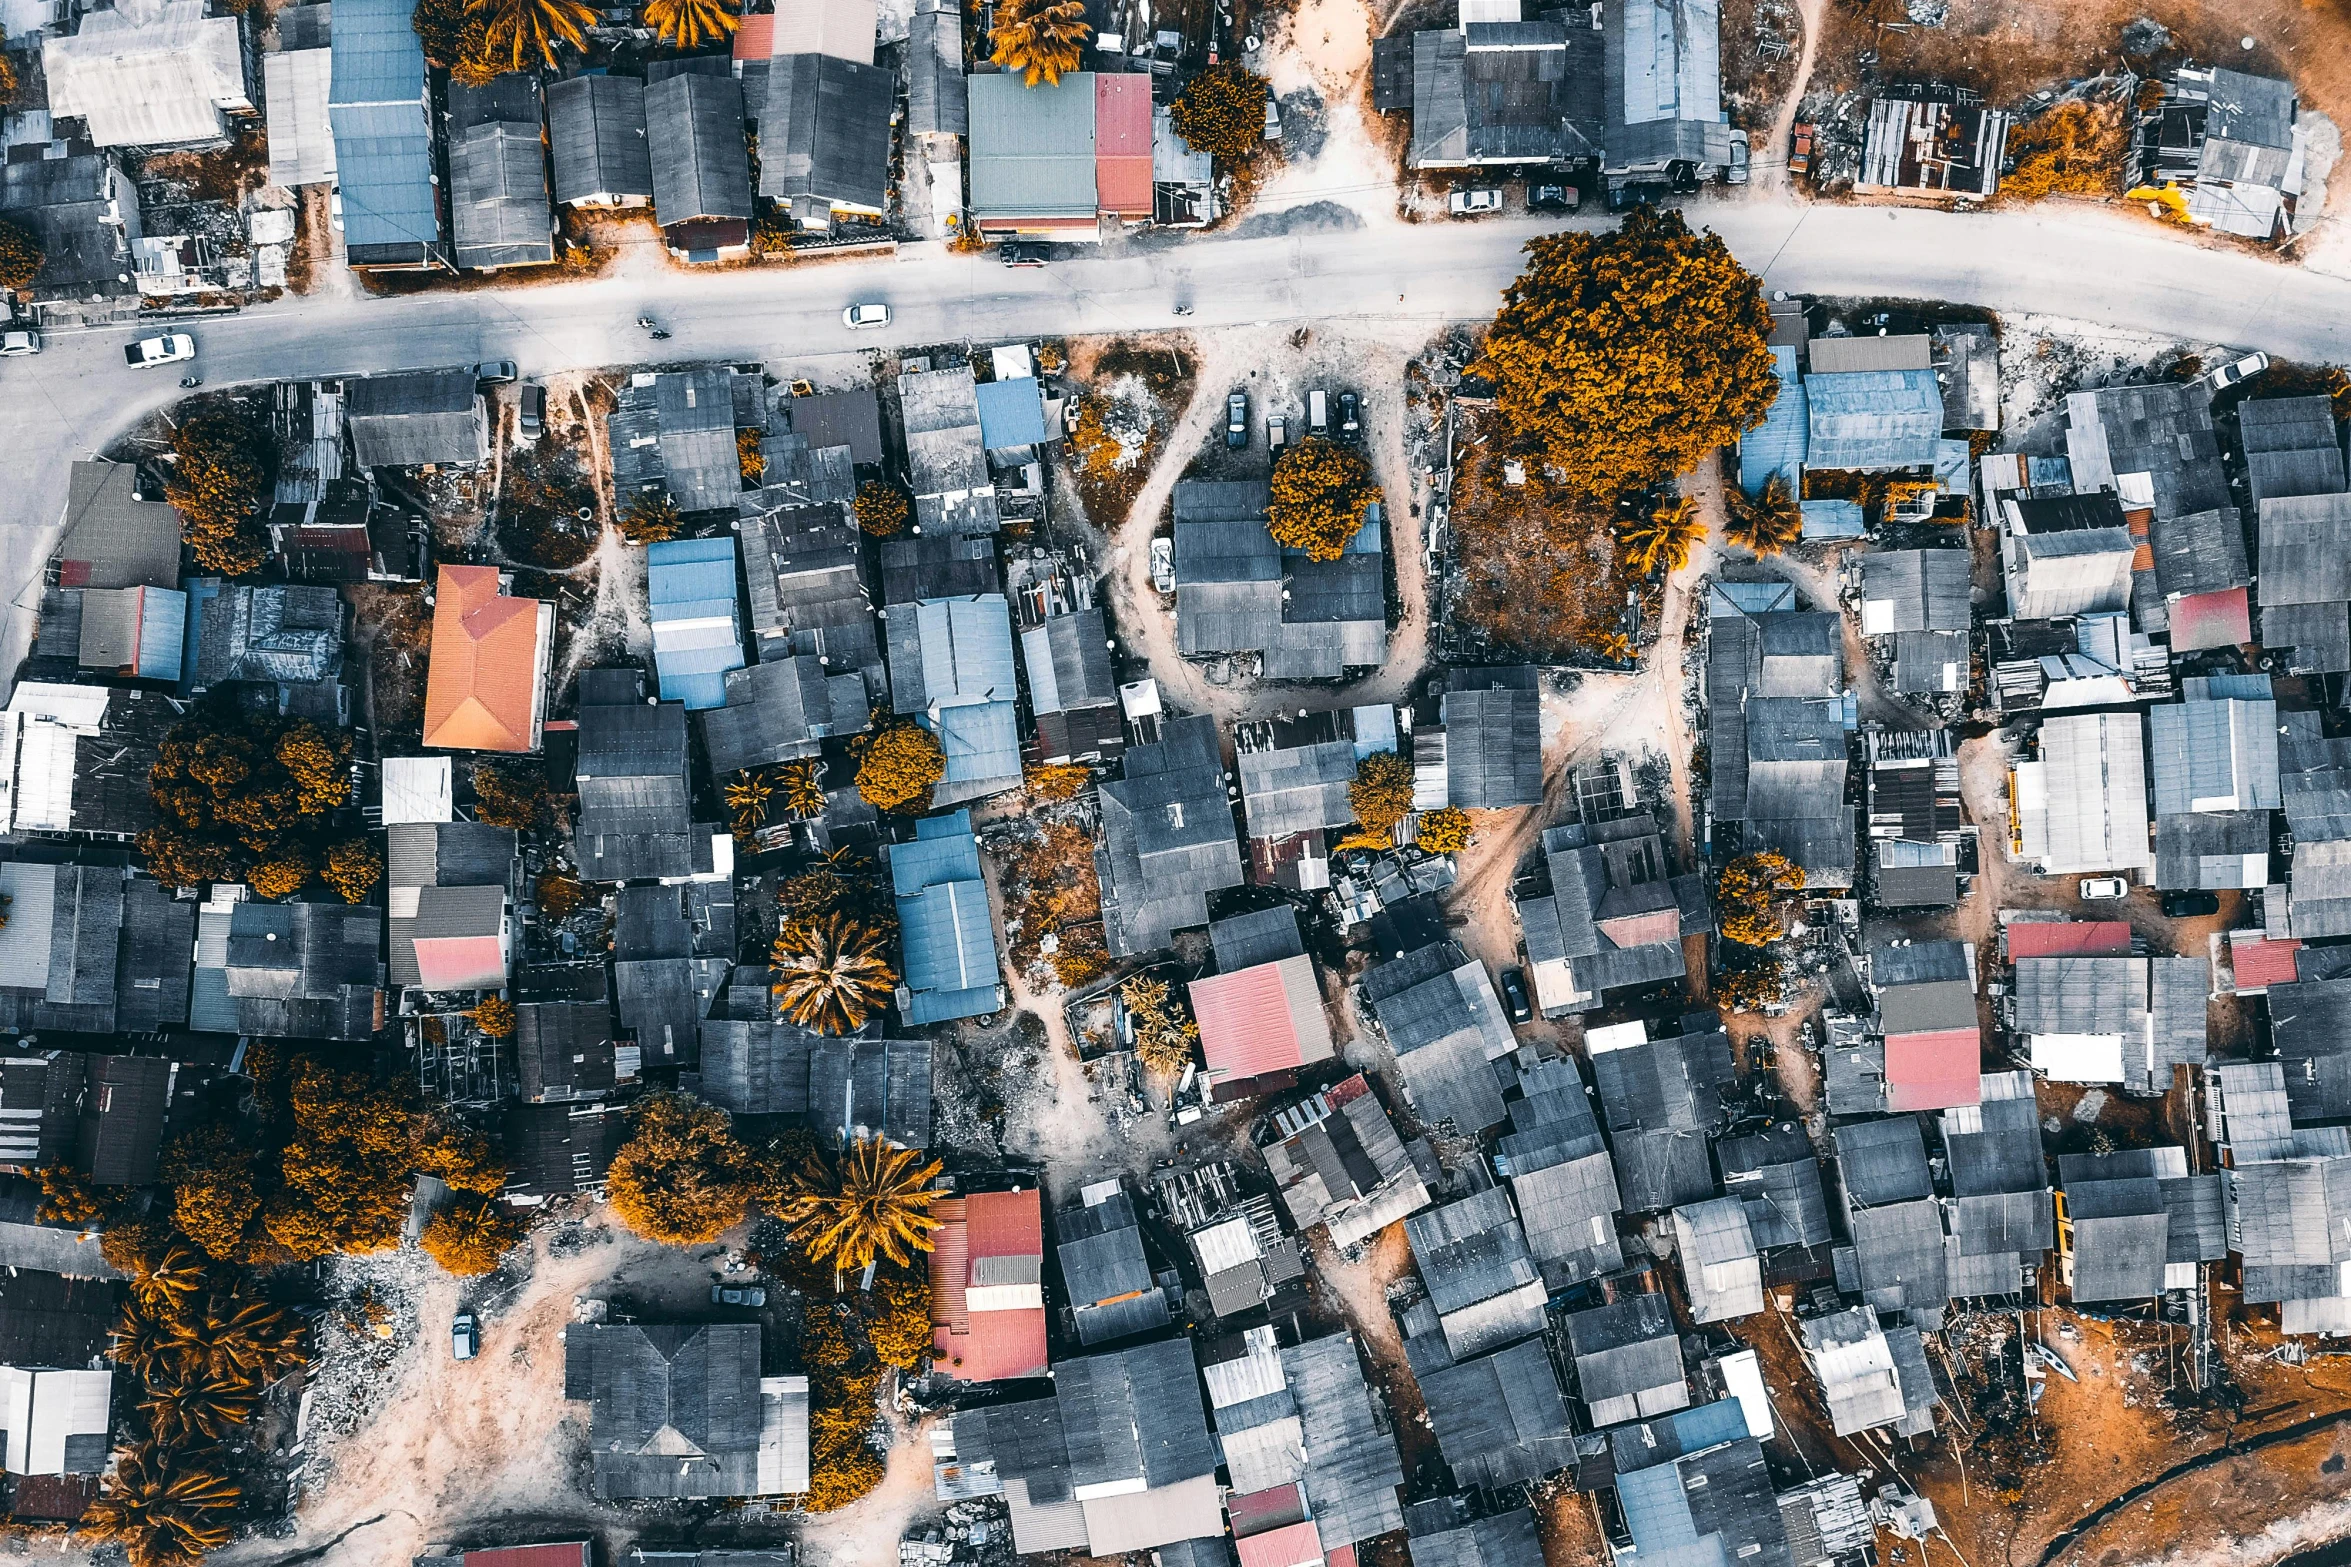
2232, 934, 2301, 992
2007, 920, 2131, 958
463, 1548, 593, 1567
2169, 586, 2252, 652
413, 933, 506, 991
1094, 73, 1153, 217
1884, 1028, 1983, 1112
1325, 1548, 1360, 1567
733, 13, 774, 57
928, 1191, 1048, 1382
1226, 1483, 1308, 1538
1237, 1521, 1324, 1567
1597, 907, 1683, 950
1192, 962, 1312, 1086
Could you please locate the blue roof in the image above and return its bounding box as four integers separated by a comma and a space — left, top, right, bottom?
913, 597, 1017, 703
136, 587, 187, 682
1660, 1398, 1751, 1454
892, 810, 1002, 1024
648, 538, 744, 709
329, 0, 437, 254
974, 377, 1049, 450
1739, 345, 1807, 497
1618, 1463, 1699, 1552
928, 699, 1022, 786
1800, 499, 1866, 540
1804, 368, 1943, 472
176, 576, 219, 695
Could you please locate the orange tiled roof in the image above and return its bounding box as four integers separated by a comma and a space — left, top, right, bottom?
424, 565, 544, 752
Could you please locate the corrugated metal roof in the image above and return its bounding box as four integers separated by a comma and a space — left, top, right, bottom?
1805, 369, 1943, 471
968, 70, 1098, 220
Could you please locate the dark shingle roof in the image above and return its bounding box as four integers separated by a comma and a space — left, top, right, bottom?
564, 1321, 768, 1498
1416, 1337, 1574, 1488
760, 53, 893, 210
647, 73, 753, 226
548, 74, 653, 205
1097, 715, 1243, 957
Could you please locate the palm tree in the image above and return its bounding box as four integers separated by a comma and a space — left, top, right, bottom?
1618, 495, 1706, 577
727, 772, 773, 833
642, 0, 737, 47
778, 758, 827, 818
125, 1243, 211, 1318
771, 913, 897, 1035
83, 1444, 238, 1567
989, 0, 1090, 86
178, 1295, 306, 1382
110, 1301, 191, 1383
1725, 474, 1804, 558
140, 1368, 262, 1445
478, 0, 596, 69
783, 1136, 945, 1278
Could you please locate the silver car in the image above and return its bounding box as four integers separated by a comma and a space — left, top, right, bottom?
842, 302, 892, 329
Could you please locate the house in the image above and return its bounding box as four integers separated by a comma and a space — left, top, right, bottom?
944, 1338, 1223, 1557
612, 368, 752, 515
2065, 382, 2230, 520
1152, 106, 1215, 227
1438, 666, 1542, 807
735, 486, 882, 693
0, 1048, 175, 1185
0, 1269, 117, 1369
1402, 1506, 1543, 1567
786, 387, 886, 466
0, 1366, 111, 1477
1203, 1332, 1404, 1548
1496, 1055, 1622, 1285
694, 1025, 932, 1145
1360, 942, 1516, 1137
896, 366, 996, 537
1590, 1018, 1734, 1212
885, 594, 1022, 805
1997, 490, 2136, 622
264, 5, 336, 188
1096, 714, 1244, 956
35, 583, 184, 683
446, 74, 554, 271
759, 53, 894, 220
2011, 954, 2155, 1084
1021, 605, 1123, 766
2208, 1059, 2295, 1164
177, 580, 340, 704
1188, 909, 1333, 1102
2012, 711, 2152, 877
1601, 0, 1732, 179
699, 656, 869, 776
503, 1099, 630, 1202
1717, 1122, 1831, 1250
328, 0, 442, 269
564, 1322, 807, 1498
0, 683, 175, 840
908, 0, 967, 142
2227, 1154, 2351, 1333
1406, 15, 1603, 170
44, 0, 249, 149
1172, 481, 1386, 680
1517, 812, 1707, 1016
611, 881, 732, 1067
207, 898, 384, 1041
1236, 730, 1356, 891
2239, 396, 2345, 506
1265, 1073, 1432, 1251
347, 371, 487, 469
56, 462, 180, 591
2150, 675, 2277, 892
928, 1188, 1048, 1382
386, 821, 515, 992
1859, 550, 1970, 635
1804, 366, 1942, 472
647, 74, 755, 260
1866, 731, 1965, 904
0, 866, 190, 1042
548, 75, 653, 208
1799, 1307, 1938, 1438
2056, 1148, 2224, 1304
883, 533, 997, 607
2257, 492, 2351, 675
1056, 1182, 1171, 1346
0, 143, 141, 307
1864, 939, 1980, 1113
2257, 978, 2351, 1124
1400, 1186, 1547, 1368
2146, 505, 2252, 650
888, 810, 1005, 1025
966, 72, 1158, 238
573, 669, 703, 882
1855, 94, 2009, 200
516, 1001, 629, 1103
1415, 1336, 1573, 1488
643, 539, 746, 711
1940, 1071, 2053, 1297
1674, 1195, 1764, 1322
1564, 1293, 1685, 1428
2140, 65, 2306, 240
423, 567, 553, 753
1705, 592, 1855, 888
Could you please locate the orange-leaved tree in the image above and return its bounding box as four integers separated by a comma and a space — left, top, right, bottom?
855, 723, 944, 812
989, 0, 1089, 86
1268, 438, 1380, 561
1717, 849, 1804, 947
772, 913, 897, 1035
606, 1093, 759, 1246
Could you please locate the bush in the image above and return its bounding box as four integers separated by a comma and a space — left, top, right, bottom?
1717, 850, 1804, 947
1169, 63, 1268, 164
853, 480, 909, 537
320, 838, 382, 904
618, 490, 681, 544
855, 724, 945, 812
472, 761, 548, 830
606, 1094, 758, 1246
1268, 439, 1378, 561
1348, 750, 1415, 838
535, 869, 586, 918
469, 996, 516, 1037
420, 1195, 523, 1277
1416, 806, 1472, 855
0, 215, 42, 291
1025, 761, 1090, 801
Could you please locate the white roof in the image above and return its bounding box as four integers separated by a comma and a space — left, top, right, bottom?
1714, 1347, 1773, 1438
264, 46, 337, 186
44, 0, 248, 148
2016, 712, 2154, 876
770, 0, 876, 62
2029, 1032, 2127, 1083
380, 756, 454, 825
0, 1367, 111, 1476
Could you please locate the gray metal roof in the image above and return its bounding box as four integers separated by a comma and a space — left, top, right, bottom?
1058, 1190, 1156, 1306
1404, 1508, 1545, 1567
1859, 549, 1971, 634
2211, 1059, 2296, 1163
1408, 19, 1604, 168
2013, 956, 2142, 1037
2156, 809, 2270, 891
760, 52, 893, 211
1209, 906, 1305, 971
1603, 0, 1727, 169
1717, 1122, 1830, 1248
563, 1322, 779, 1498
907, 0, 967, 136
2240, 395, 2345, 505
1097, 715, 1244, 957
966, 69, 1097, 219
1441, 673, 1543, 807
2149, 507, 2251, 598
2283, 708, 2351, 842
1239, 738, 1356, 840
1057, 1337, 1218, 1490
548, 74, 652, 205
2267, 978, 2351, 1122
1416, 1337, 1574, 1489
2261, 599, 2351, 676
2064, 381, 2229, 520
1281, 1334, 1406, 1546
699, 655, 868, 774
647, 73, 753, 226
1943, 1081, 2045, 1197
346, 370, 481, 468
2258, 492, 2351, 606
1849, 1197, 1949, 1322
1363, 942, 1516, 1135
1834, 1116, 1931, 1207
1406, 1186, 1546, 1359
2149, 690, 2279, 817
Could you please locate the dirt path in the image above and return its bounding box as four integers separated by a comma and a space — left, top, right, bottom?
1753, 0, 1824, 197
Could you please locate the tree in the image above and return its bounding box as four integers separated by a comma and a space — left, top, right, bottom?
471, 760, 548, 829
536, 868, 587, 918
470, 996, 517, 1037
1120, 976, 1199, 1077
727, 771, 774, 833
988, 0, 1089, 86
1724, 473, 1803, 557
772, 914, 897, 1035
37, 1163, 113, 1227
619, 490, 681, 544
1618, 493, 1706, 576
411, 0, 493, 75
855, 723, 945, 812
140, 708, 352, 891
0, 51, 18, 106
1025, 761, 1090, 801
1268, 439, 1379, 561
82, 1443, 239, 1567
141, 1367, 261, 1444
862, 1269, 933, 1369
778, 758, 827, 817
1169, 63, 1268, 164
111, 1300, 188, 1384
124, 1242, 211, 1319
421, 1194, 524, 1276
0, 215, 41, 292
1416, 806, 1472, 855
852, 479, 909, 537
162, 1122, 270, 1264
734, 422, 763, 481
261, 1059, 425, 1259
321, 838, 382, 904
166, 411, 271, 576
782, 1136, 945, 1278
1477, 207, 1779, 502
606, 1094, 759, 1246
478, 0, 595, 69
1349, 750, 1416, 839
247, 853, 310, 901
1717, 849, 1805, 947
169, 1295, 306, 1383
1716, 954, 1786, 1014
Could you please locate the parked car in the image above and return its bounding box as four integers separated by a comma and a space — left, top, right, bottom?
1726, 129, 1750, 185
842, 302, 892, 329
474, 359, 518, 384
0, 327, 41, 357
1607, 181, 1670, 212
124, 333, 196, 368
1226, 390, 1248, 448
2079, 876, 2130, 901
2161, 890, 2221, 918
1499, 966, 1533, 1025
712, 1283, 768, 1308
1447, 187, 1503, 216
1337, 390, 1361, 442
1789, 123, 1815, 177
1307, 389, 1329, 439
2206, 351, 2270, 392
1150, 536, 1175, 594
1001, 242, 1049, 267
1268, 413, 1288, 452
451, 1310, 479, 1361
515, 383, 546, 447
1529, 183, 1580, 212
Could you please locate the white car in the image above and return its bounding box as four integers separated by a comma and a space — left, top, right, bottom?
842, 302, 892, 330
1448, 187, 1504, 216
2079, 877, 2130, 901
0, 327, 40, 357
2206, 351, 2269, 391
123, 333, 196, 367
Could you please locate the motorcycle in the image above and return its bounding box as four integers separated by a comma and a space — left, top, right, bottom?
636, 315, 657, 331
1172, 303, 1194, 317
178, 375, 202, 387
649, 329, 672, 341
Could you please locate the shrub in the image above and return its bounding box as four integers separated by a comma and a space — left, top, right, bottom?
853, 480, 910, 537
1268, 439, 1378, 561
855, 724, 945, 812
1416, 806, 1472, 855
1169, 63, 1268, 164
420, 1195, 523, 1276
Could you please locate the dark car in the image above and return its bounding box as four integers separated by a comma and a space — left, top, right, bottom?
1499, 966, 1533, 1024
1226, 390, 1248, 448
2160, 890, 2221, 919
1529, 183, 1580, 212
1606, 181, 1670, 213
1001, 242, 1049, 267
474, 359, 518, 384
515, 383, 546, 446
1337, 390, 1361, 442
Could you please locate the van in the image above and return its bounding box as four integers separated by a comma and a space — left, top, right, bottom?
1308, 390, 1329, 438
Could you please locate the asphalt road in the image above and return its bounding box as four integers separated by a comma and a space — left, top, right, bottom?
8, 200, 2351, 688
